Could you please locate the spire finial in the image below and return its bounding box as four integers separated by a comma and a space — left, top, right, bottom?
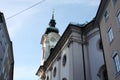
48, 9, 56, 27
52, 9, 54, 19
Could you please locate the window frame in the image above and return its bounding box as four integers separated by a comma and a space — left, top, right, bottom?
107, 27, 114, 43
112, 51, 120, 74
117, 10, 120, 29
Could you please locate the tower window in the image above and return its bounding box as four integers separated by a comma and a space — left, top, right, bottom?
62, 55, 67, 67
50, 48, 54, 53
112, 51, 120, 73
53, 67, 56, 77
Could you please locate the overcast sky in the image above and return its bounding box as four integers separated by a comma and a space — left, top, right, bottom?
0, 0, 100, 80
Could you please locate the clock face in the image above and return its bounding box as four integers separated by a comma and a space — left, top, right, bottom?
50, 37, 56, 42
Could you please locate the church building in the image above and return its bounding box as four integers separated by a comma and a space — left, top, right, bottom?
36, 0, 120, 80
36, 13, 105, 80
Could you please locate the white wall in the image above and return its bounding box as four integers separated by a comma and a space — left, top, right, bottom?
45, 27, 104, 80
60, 46, 70, 80
87, 28, 104, 80
50, 55, 61, 80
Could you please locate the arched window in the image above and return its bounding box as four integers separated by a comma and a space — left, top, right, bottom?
62, 55, 67, 67
97, 65, 108, 80
46, 76, 49, 80
53, 67, 56, 77
62, 77, 67, 80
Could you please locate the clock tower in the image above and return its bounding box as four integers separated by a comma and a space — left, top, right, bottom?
41, 12, 60, 65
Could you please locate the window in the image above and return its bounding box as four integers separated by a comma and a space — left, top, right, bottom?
98, 65, 108, 80
104, 11, 109, 22
53, 67, 56, 77
62, 78, 67, 80
117, 11, 120, 28
107, 27, 114, 42
46, 76, 49, 80
112, 0, 117, 5
62, 55, 67, 67
112, 51, 120, 73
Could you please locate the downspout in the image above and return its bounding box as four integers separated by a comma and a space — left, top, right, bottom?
81, 28, 86, 80
97, 22, 109, 80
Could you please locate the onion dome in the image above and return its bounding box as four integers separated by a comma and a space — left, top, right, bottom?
45, 11, 59, 34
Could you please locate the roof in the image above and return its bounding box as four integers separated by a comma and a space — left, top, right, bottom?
45, 12, 59, 34
45, 26, 59, 34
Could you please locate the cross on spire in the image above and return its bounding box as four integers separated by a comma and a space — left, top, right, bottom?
52, 9, 54, 19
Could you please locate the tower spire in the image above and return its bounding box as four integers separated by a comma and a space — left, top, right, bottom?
45, 10, 59, 34
49, 9, 56, 27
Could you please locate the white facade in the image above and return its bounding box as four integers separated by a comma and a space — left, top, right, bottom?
36, 21, 105, 80
86, 28, 104, 80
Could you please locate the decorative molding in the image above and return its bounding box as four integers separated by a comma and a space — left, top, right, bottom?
49, 66, 53, 71
87, 29, 99, 40
57, 55, 61, 61
41, 72, 46, 80
68, 35, 87, 47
